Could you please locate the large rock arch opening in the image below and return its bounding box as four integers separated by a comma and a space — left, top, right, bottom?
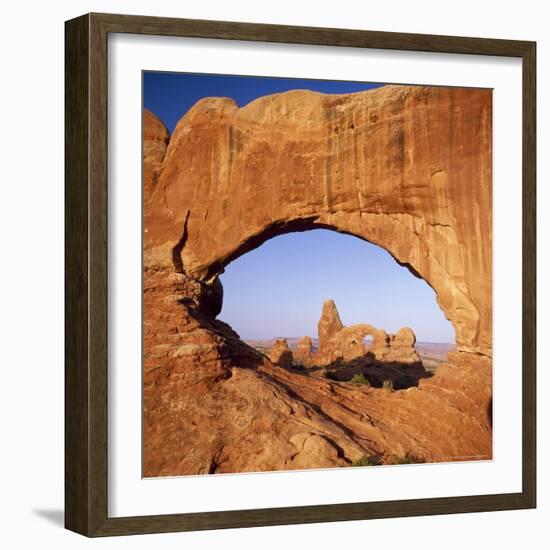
217, 227, 453, 361
206, 221, 455, 342
145, 84, 492, 359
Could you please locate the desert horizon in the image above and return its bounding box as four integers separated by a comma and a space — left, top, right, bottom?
245, 337, 455, 370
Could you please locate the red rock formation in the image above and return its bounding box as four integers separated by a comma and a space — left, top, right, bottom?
146, 85, 492, 358
318, 300, 344, 349
389, 327, 421, 363
307, 300, 421, 367
294, 336, 313, 364
142, 85, 493, 477
269, 338, 294, 368
143, 110, 170, 204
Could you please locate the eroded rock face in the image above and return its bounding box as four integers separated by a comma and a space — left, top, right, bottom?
269, 338, 294, 368
143, 85, 493, 476
146, 85, 492, 357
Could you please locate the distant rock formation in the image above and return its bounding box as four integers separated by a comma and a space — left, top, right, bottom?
389, 327, 420, 363
294, 336, 313, 364
318, 300, 344, 349
304, 300, 421, 367
269, 338, 294, 368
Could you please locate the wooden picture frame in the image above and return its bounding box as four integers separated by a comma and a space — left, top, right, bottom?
65, 12, 536, 537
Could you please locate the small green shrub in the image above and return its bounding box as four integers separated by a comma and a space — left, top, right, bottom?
351, 373, 370, 386
392, 452, 425, 465
351, 455, 377, 467
382, 379, 394, 391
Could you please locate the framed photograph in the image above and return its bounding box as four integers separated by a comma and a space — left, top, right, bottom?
65, 13, 536, 537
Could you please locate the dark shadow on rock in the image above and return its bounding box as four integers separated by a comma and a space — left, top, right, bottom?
277, 350, 294, 369
33, 509, 64, 527
305, 357, 433, 390
182, 299, 267, 370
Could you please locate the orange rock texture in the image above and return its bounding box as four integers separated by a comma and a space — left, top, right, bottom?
143, 109, 170, 204
143, 85, 493, 477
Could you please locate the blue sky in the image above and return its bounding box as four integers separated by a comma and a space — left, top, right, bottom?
143, 72, 455, 343
219, 230, 454, 343
143, 72, 383, 133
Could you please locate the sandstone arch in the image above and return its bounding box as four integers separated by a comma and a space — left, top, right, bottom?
142, 84, 493, 476
302, 299, 421, 367
145, 84, 492, 358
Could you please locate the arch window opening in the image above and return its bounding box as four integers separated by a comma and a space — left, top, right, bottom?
363, 335, 374, 348
219, 229, 455, 390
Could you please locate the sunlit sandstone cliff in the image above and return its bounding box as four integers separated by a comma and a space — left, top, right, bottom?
143, 85, 492, 477
146, 85, 492, 357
